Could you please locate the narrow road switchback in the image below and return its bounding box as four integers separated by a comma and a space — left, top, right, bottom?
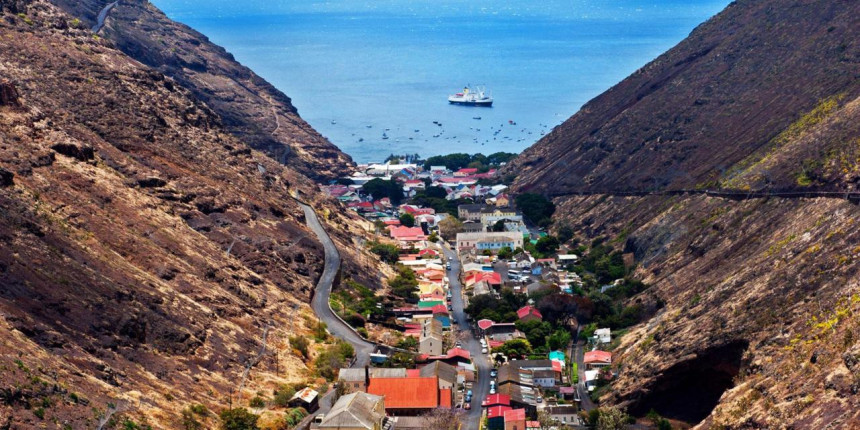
299, 202, 375, 367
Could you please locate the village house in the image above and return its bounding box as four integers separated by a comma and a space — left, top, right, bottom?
418, 361, 458, 390
314, 392, 387, 430
338, 368, 368, 393
419, 318, 444, 356
490, 193, 511, 207
479, 207, 521, 227
388, 225, 427, 244
532, 369, 557, 388
583, 350, 613, 369
503, 408, 527, 430
497, 365, 534, 389
421, 347, 472, 367
545, 405, 582, 427
457, 203, 486, 221
461, 221, 485, 233
454, 167, 479, 177
516, 305, 542, 323
496, 384, 537, 417
593, 328, 612, 345
366, 376, 451, 416
289, 387, 319, 413
465, 271, 502, 290
486, 405, 512, 430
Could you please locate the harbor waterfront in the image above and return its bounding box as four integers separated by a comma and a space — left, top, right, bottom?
150, 0, 731, 162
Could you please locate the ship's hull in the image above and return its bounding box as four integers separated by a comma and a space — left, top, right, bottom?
448, 99, 493, 107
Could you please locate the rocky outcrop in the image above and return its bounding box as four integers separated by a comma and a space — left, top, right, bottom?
0, 79, 20, 106
50, 0, 355, 181
50, 143, 95, 161
0, 168, 13, 186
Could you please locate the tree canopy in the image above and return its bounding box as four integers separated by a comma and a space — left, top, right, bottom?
399, 213, 416, 227
363, 178, 403, 204
515, 193, 556, 227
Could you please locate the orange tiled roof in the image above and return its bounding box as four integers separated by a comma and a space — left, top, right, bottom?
367, 377, 439, 409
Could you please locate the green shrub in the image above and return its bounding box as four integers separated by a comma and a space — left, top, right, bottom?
399, 213, 415, 227
368, 241, 400, 264
249, 396, 265, 408
289, 336, 310, 359
34, 407, 45, 420
272, 385, 296, 408
219, 408, 259, 430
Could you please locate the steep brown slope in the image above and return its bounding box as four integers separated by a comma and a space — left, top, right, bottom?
508, 0, 860, 194
553, 194, 860, 428
505, 0, 860, 427
0, 1, 375, 427
50, 0, 354, 181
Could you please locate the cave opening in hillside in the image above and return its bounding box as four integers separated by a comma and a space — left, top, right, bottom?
629, 340, 748, 424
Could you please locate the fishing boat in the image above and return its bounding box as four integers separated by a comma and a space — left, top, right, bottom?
448, 85, 493, 107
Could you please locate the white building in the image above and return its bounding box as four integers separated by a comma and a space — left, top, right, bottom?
594, 328, 611, 345
456, 232, 524, 252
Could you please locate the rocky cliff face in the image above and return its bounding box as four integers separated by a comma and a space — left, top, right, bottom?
508, 0, 860, 194
508, 0, 860, 427
0, 1, 377, 427
50, 0, 354, 181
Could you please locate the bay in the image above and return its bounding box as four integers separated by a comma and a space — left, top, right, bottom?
151, 0, 731, 163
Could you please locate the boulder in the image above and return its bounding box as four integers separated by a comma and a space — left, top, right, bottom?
0, 79, 20, 107
0, 168, 13, 186
51, 143, 95, 161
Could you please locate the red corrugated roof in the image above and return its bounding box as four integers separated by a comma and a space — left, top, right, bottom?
487, 406, 512, 419
584, 350, 613, 365
431, 304, 449, 315
482, 394, 511, 407
477, 319, 495, 330
367, 377, 440, 409
389, 226, 426, 240
516, 305, 542, 320
467, 272, 502, 285
504, 408, 526, 422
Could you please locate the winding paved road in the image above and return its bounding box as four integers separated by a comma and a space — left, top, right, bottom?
92, 1, 119, 33
572, 338, 596, 412
299, 202, 375, 367
443, 246, 491, 430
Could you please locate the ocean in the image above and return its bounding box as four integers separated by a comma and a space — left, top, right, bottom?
150, 0, 731, 163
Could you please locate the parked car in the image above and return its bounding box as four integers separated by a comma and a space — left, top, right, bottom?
481, 348, 488, 354
537, 396, 543, 403
490, 369, 497, 378
446, 263, 452, 270
465, 395, 472, 403
464, 402, 471, 410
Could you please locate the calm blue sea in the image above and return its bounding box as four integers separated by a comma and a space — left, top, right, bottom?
150, 0, 730, 163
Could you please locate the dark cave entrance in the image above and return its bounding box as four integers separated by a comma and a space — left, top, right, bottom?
628, 340, 748, 424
